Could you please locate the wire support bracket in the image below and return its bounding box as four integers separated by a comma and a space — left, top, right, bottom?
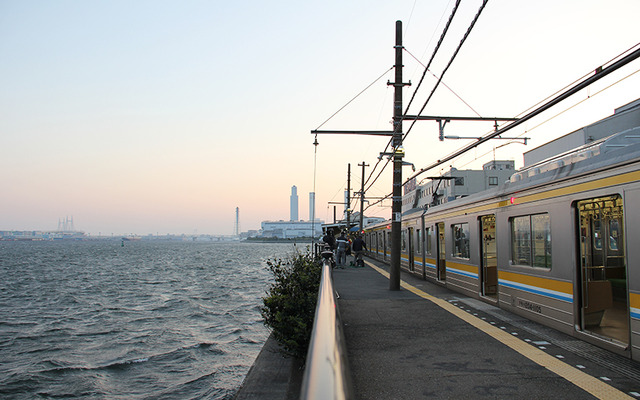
311, 130, 396, 136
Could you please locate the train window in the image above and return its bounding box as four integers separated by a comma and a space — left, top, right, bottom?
609, 219, 619, 251
510, 213, 551, 269
489, 176, 498, 186
401, 231, 407, 251
593, 217, 602, 250
455, 177, 465, 186
452, 223, 470, 259
426, 227, 432, 254
416, 229, 422, 254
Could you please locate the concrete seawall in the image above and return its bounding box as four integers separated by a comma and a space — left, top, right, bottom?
233, 333, 303, 400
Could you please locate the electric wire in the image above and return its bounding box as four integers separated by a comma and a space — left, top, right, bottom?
404, 0, 419, 38
428, 47, 640, 173
401, 0, 489, 144
404, 45, 640, 185
361, 0, 463, 193
315, 67, 394, 131
514, 42, 640, 119
363, 23, 638, 217
404, 0, 462, 117
362, 0, 487, 200
404, 47, 482, 118
525, 67, 640, 133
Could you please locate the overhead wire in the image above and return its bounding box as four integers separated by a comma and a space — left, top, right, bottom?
401, 0, 489, 144
362, 0, 488, 204
404, 44, 640, 185
426, 46, 640, 175
514, 42, 640, 119
314, 67, 394, 131
361, 0, 464, 194
318, 0, 489, 216
404, 0, 419, 38
404, 47, 482, 118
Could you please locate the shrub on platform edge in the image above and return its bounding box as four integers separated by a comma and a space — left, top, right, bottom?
260, 251, 322, 359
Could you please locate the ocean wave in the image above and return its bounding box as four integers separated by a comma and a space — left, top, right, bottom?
0, 241, 289, 399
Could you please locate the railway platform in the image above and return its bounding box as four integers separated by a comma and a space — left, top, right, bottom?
334, 256, 640, 399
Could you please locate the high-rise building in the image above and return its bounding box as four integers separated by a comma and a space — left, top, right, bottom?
234, 207, 240, 236
309, 192, 315, 221
290, 186, 299, 221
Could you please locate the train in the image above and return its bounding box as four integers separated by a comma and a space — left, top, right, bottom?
363, 109, 640, 359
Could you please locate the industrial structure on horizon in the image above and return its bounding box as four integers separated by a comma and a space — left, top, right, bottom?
259, 186, 324, 239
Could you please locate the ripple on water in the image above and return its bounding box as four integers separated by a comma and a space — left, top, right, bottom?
0, 241, 294, 400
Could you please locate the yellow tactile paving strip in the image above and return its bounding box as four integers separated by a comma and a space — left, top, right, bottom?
366, 262, 633, 400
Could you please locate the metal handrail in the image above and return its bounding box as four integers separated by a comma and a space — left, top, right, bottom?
300, 252, 353, 400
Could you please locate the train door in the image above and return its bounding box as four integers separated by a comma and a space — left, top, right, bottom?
480, 215, 498, 299
420, 217, 427, 280
436, 222, 446, 281
408, 228, 415, 272
577, 195, 628, 345
384, 231, 389, 261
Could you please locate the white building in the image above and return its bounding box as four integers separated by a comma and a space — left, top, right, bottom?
260, 220, 323, 239
402, 160, 515, 214
258, 187, 323, 238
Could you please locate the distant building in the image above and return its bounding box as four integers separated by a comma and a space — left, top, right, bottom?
402, 160, 515, 214
309, 192, 316, 222
322, 212, 386, 234
259, 186, 323, 238
290, 186, 299, 221
260, 220, 323, 239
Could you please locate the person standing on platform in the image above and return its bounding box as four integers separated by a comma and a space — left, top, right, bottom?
322, 230, 336, 251
336, 231, 349, 267
352, 234, 367, 267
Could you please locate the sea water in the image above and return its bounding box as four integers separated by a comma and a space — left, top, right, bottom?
0, 240, 299, 399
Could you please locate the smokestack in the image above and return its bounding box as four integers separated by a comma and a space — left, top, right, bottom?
309, 192, 315, 221
290, 186, 299, 221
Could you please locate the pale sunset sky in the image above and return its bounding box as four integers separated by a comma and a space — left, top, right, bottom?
1, 0, 639, 235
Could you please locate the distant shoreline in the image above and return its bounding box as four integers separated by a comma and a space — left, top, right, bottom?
244, 237, 317, 244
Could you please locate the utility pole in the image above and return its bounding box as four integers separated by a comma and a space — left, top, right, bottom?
346, 163, 351, 232
310, 21, 409, 291
358, 161, 369, 232
389, 20, 409, 291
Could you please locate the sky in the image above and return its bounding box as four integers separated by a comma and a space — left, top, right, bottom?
1, 0, 639, 236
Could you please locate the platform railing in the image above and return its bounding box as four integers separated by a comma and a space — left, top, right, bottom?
300, 250, 354, 400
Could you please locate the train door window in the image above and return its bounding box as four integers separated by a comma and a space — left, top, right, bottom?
480, 215, 498, 299
408, 228, 415, 271
386, 231, 391, 259
425, 227, 432, 255
401, 230, 407, 251
416, 229, 422, 255
452, 223, 470, 259
437, 222, 446, 281
532, 214, 551, 268
510, 213, 551, 269
577, 195, 628, 345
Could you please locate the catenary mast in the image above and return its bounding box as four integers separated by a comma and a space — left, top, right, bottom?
389, 20, 408, 290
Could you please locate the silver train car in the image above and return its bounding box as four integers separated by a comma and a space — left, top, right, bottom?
363, 127, 640, 359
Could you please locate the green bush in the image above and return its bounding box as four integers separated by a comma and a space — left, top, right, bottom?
261, 251, 322, 359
